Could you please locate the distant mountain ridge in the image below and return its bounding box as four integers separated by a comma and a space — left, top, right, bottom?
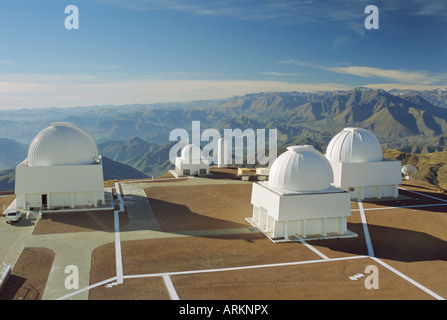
98, 137, 174, 178
2, 87, 447, 189
0, 138, 28, 170
1, 87, 446, 148
0, 156, 148, 191
201, 88, 447, 149
388, 88, 447, 108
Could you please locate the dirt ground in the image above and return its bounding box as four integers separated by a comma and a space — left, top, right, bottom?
145, 183, 253, 232
0, 195, 15, 215
0, 247, 54, 300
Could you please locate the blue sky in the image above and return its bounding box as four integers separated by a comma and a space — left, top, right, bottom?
0, 0, 446, 109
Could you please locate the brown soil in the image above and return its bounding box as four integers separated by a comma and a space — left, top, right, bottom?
0, 195, 15, 215
0, 247, 55, 300
145, 183, 253, 232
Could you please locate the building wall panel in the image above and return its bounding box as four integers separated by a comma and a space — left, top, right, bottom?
329, 159, 401, 188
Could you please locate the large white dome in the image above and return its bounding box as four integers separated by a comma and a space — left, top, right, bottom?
27, 122, 99, 167
325, 127, 383, 163
268, 145, 334, 192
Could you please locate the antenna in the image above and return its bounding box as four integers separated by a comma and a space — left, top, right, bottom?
401, 165, 417, 180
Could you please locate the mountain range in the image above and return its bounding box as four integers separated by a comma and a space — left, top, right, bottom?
1, 86, 447, 191
388, 88, 447, 108
0, 156, 149, 191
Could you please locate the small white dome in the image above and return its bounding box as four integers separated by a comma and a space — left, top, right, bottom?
181, 144, 202, 162
325, 127, 383, 163
27, 122, 99, 167
268, 145, 334, 192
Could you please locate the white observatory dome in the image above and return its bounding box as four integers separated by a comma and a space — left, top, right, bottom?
27, 122, 99, 167
268, 145, 334, 192
325, 127, 383, 163
181, 144, 202, 162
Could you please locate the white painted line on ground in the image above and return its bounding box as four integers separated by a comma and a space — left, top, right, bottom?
115, 182, 125, 212
169, 170, 179, 179
114, 182, 121, 195
123, 255, 369, 280
114, 182, 124, 284
114, 210, 124, 284
127, 176, 189, 184
358, 200, 375, 257
399, 187, 447, 203
163, 274, 180, 300
299, 238, 330, 260
55, 276, 118, 300
370, 257, 445, 300
351, 202, 447, 212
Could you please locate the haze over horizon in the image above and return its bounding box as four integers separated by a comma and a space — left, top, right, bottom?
0, 0, 446, 109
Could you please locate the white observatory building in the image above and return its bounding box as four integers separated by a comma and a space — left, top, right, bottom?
249, 145, 354, 241
175, 144, 209, 176
325, 127, 401, 200
15, 122, 105, 211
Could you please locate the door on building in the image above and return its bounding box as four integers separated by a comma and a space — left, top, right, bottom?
42, 194, 48, 209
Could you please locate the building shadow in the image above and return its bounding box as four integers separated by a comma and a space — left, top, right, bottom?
315, 222, 447, 263
32, 208, 129, 235
5, 218, 35, 228
358, 188, 447, 215
0, 275, 27, 300
146, 197, 250, 233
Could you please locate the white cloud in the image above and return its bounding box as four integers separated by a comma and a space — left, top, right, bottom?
0, 74, 351, 109
94, 0, 447, 38
100, 0, 447, 21
259, 72, 302, 77
97, 0, 368, 24
326, 66, 445, 85
0, 59, 15, 65
366, 83, 447, 91
383, 0, 447, 18
280, 59, 447, 85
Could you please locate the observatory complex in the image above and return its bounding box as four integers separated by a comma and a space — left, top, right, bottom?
249, 145, 354, 241
175, 144, 210, 176
325, 127, 401, 200
3, 123, 447, 301
14, 122, 105, 211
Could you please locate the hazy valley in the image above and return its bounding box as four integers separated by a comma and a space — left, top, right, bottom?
1, 87, 447, 191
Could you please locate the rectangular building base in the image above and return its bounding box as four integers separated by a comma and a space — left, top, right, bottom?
245, 217, 358, 243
